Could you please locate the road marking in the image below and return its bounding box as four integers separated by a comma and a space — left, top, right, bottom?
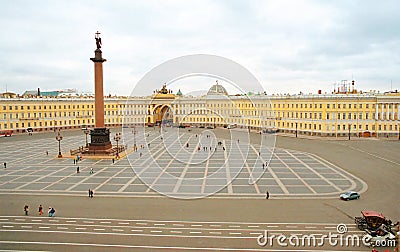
21, 226, 32, 228
286, 225, 298, 228
210, 224, 221, 227
38, 226, 50, 229
49, 219, 59, 222
190, 231, 202, 234
93, 228, 105, 231
248, 225, 259, 228
0, 241, 369, 251
229, 225, 240, 228
249, 232, 261, 235
0, 219, 9, 221
209, 231, 221, 235
267, 225, 278, 228
136, 222, 148, 225
100, 221, 111, 224
305, 226, 317, 229
2, 225, 14, 228
170, 230, 182, 234
229, 232, 242, 235
31, 220, 42, 222
118, 222, 129, 225
66, 220, 76, 223
150, 230, 162, 233
75, 227, 87, 230
154, 223, 165, 226
83, 221, 94, 224
112, 229, 124, 232
57, 227, 68, 230
130, 229, 143, 232
14, 219, 25, 221
191, 224, 202, 227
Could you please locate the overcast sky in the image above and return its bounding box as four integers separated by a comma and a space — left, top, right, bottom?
0, 0, 399, 96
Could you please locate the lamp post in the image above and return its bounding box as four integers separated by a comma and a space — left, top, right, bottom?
84, 129, 89, 148
348, 123, 351, 140
295, 122, 298, 138
55, 130, 63, 158
133, 126, 137, 150
114, 132, 121, 158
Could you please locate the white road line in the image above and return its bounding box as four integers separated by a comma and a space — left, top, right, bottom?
83, 221, 94, 224
75, 227, 87, 230
38, 226, 50, 229
0, 240, 367, 251
191, 224, 202, 227
150, 230, 162, 233
31, 220, 42, 222
112, 229, 124, 232
229, 225, 240, 228
21, 226, 32, 228
249, 232, 261, 235
229, 232, 242, 235
49, 219, 59, 222
0, 219, 9, 221
14, 219, 25, 221
118, 222, 129, 225
170, 230, 182, 234
305, 226, 317, 229
190, 231, 202, 234
210, 224, 221, 227
57, 227, 68, 230
66, 220, 76, 223
130, 229, 143, 232
248, 225, 259, 228
136, 222, 148, 225
267, 225, 278, 228
286, 225, 298, 228
154, 223, 165, 226
93, 228, 105, 231
2, 225, 14, 228
100, 221, 111, 224
209, 231, 222, 235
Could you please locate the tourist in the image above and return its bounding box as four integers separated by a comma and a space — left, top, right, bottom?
88, 188, 91, 197
77, 166, 80, 173
38, 204, 43, 215
24, 205, 29, 215
46, 151, 48, 156
112, 158, 114, 164
90, 167, 94, 174
3, 162, 6, 169
265, 191, 270, 199
90, 190, 94, 198
73, 159, 76, 165
48, 207, 55, 217
262, 163, 265, 169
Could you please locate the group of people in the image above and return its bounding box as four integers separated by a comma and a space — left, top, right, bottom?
24, 204, 56, 217
88, 189, 94, 198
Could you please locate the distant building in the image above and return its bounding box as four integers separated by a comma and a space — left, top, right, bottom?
1, 83, 399, 138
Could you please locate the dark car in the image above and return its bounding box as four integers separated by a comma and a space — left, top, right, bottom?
340, 191, 360, 201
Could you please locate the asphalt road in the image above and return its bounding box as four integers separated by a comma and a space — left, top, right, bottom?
0, 129, 399, 251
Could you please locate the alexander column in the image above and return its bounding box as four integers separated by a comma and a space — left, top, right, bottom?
89, 31, 112, 153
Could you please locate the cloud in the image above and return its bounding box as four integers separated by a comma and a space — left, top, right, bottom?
0, 0, 399, 95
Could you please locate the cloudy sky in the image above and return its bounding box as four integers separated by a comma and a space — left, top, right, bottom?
0, 0, 399, 96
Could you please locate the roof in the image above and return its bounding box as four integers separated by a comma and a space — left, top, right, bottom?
361, 211, 385, 219
207, 82, 228, 96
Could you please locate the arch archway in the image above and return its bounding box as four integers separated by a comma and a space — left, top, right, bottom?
152, 104, 173, 125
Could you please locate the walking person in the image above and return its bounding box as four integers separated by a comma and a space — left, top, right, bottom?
38, 204, 43, 215
262, 163, 265, 169
77, 166, 80, 173
73, 159, 76, 165
90, 167, 94, 174
90, 189, 94, 198
88, 188, 91, 197
3, 162, 6, 169
46, 151, 48, 156
112, 158, 115, 164
24, 205, 29, 215
265, 191, 270, 199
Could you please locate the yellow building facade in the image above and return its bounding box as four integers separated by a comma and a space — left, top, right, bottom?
1, 84, 399, 138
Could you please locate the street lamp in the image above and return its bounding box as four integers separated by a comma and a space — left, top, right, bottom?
84, 129, 90, 148
55, 129, 63, 158
133, 126, 137, 150
295, 122, 298, 138
348, 123, 351, 140
114, 132, 121, 158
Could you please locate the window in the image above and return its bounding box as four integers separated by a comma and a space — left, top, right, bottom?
327, 104, 330, 109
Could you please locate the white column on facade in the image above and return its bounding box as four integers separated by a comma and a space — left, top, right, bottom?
376, 104, 379, 120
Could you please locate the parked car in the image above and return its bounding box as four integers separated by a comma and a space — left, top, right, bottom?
340, 191, 360, 201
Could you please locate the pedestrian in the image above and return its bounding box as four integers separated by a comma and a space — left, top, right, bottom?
262, 163, 265, 169
38, 204, 43, 215
112, 158, 114, 164
24, 205, 29, 215
88, 188, 91, 197
48, 207, 55, 217
73, 159, 76, 165
77, 166, 80, 173
90, 167, 93, 174
90, 190, 94, 198
46, 151, 48, 156
139, 152, 142, 157
3, 162, 6, 169
266, 191, 270, 199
